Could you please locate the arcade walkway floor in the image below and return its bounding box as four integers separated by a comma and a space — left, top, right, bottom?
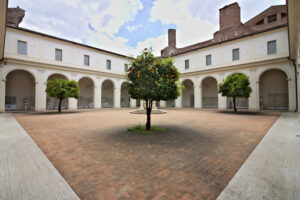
12, 109, 280, 200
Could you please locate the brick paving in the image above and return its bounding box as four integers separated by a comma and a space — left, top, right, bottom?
13, 109, 280, 200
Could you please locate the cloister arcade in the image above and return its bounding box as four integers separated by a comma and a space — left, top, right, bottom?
5, 69, 35, 111
0, 64, 295, 112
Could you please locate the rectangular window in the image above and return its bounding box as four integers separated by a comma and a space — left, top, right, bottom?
267, 40, 277, 55
124, 64, 128, 72
232, 48, 239, 61
55, 48, 62, 61
206, 55, 211, 66
185, 59, 189, 70
106, 60, 111, 70
17, 40, 27, 55
268, 14, 277, 23
84, 55, 89, 66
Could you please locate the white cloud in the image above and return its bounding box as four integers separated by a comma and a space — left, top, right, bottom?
150, 0, 218, 48
126, 24, 142, 33
135, 34, 168, 56
88, 0, 143, 37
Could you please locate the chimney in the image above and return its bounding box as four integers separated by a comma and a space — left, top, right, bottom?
168, 29, 176, 47
219, 2, 241, 30
7, 6, 25, 27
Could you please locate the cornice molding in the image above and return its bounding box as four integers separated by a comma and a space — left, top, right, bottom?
4, 57, 126, 79
180, 57, 290, 77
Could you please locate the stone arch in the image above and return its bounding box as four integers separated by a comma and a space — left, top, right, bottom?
182, 79, 194, 107
120, 81, 130, 107
46, 72, 70, 82
77, 77, 94, 109
226, 72, 249, 109
46, 73, 69, 110
101, 79, 114, 108
259, 69, 288, 110
256, 66, 291, 83
201, 76, 218, 108
5, 69, 36, 111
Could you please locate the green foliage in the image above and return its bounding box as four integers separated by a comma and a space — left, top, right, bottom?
218, 74, 252, 98
127, 48, 181, 102
46, 78, 79, 100
128, 125, 166, 135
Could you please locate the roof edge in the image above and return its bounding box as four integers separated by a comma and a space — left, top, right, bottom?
6, 25, 130, 58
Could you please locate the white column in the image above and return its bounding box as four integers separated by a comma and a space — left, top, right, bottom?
130, 98, 136, 108
69, 98, 77, 110
94, 85, 101, 109
175, 94, 182, 108
288, 78, 296, 111
217, 73, 227, 109
218, 94, 227, 109
35, 70, 46, 111
114, 87, 121, 108
0, 78, 5, 112
160, 100, 166, 107
249, 69, 259, 111
194, 85, 201, 108
68, 73, 78, 110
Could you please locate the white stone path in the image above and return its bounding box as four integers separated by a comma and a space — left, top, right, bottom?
217, 112, 300, 200
0, 113, 80, 200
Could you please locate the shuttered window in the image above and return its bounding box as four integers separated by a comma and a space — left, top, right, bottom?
17, 40, 27, 55
84, 55, 89, 66
232, 48, 239, 61
206, 55, 211, 66
267, 40, 277, 55
185, 60, 189, 70
55, 49, 62, 61
106, 60, 111, 70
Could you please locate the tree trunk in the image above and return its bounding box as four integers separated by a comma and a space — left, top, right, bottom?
58, 98, 63, 113
145, 100, 152, 131
233, 96, 237, 112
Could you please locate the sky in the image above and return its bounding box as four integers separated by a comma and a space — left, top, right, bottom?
8, 0, 286, 56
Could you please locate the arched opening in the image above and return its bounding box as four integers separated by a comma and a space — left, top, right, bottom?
259, 69, 288, 110
226, 73, 249, 109
78, 77, 94, 109
5, 70, 35, 111
202, 77, 218, 108
166, 100, 175, 107
101, 80, 114, 108
136, 99, 141, 107
182, 79, 194, 108
121, 82, 130, 107
46, 74, 69, 110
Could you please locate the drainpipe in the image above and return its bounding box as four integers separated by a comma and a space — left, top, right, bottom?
288, 57, 298, 112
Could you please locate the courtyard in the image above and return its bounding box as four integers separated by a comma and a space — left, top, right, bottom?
13, 109, 280, 200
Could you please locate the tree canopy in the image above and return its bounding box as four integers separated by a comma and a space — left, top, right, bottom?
127, 48, 181, 130
46, 78, 79, 112
218, 73, 252, 112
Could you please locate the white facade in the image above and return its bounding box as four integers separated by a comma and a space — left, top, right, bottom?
0, 23, 297, 112
172, 27, 296, 111
0, 27, 132, 112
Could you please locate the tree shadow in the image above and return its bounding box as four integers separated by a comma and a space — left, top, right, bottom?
217, 110, 282, 116
97, 124, 218, 150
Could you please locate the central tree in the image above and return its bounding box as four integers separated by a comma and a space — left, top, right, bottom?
127, 48, 181, 130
